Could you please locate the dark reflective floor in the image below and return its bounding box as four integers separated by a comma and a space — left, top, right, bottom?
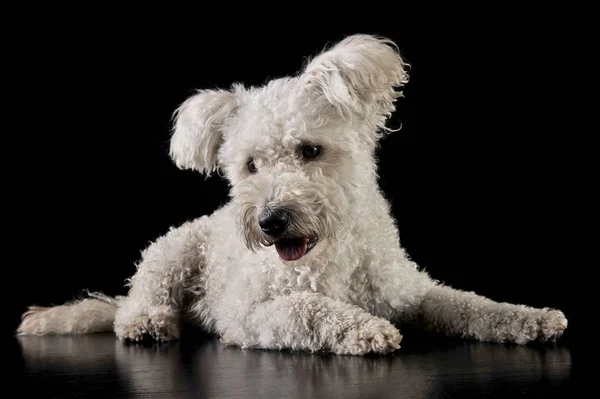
10, 330, 574, 398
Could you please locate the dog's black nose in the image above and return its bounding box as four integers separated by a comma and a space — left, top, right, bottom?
259, 208, 289, 237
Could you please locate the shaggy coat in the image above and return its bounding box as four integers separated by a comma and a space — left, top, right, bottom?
16, 34, 567, 355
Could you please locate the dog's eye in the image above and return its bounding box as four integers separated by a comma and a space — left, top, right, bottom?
301, 145, 322, 160
247, 158, 257, 174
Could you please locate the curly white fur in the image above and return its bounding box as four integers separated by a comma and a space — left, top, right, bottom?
16, 34, 567, 355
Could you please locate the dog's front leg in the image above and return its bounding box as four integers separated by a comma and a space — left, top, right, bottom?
114, 218, 209, 342
218, 291, 402, 355
417, 284, 568, 344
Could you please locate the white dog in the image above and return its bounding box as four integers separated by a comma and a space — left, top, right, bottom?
17, 34, 567, 355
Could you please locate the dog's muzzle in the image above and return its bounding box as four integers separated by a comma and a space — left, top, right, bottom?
258, 208, 318, 261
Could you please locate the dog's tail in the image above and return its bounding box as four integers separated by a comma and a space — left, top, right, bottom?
16, 292, 120, 336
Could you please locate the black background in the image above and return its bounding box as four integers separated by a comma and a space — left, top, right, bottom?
4, 17, 584, 346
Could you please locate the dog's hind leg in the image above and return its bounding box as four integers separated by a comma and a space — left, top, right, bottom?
369, 253, 567, 345
113, 217, 210, 343
416, 284, 568, 344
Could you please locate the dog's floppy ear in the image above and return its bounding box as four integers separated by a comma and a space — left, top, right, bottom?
170, 89, 239, 175
301, 34, 409, 133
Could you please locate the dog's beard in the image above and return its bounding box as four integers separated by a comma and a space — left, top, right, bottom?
232, 175, 347, 260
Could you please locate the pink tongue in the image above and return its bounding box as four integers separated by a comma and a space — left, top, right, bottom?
275, 238, 308, 261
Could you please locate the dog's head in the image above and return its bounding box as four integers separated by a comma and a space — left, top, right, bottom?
169, 34, 409, 262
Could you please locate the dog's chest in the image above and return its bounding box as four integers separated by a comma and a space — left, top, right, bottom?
262, 255, 363, 301
262, 263, 321, 296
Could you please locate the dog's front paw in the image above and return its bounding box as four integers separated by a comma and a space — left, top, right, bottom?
116, 315, 153, 342
335, 317, 402, 356
115, 310, 180, 343
147, 308, 180, 342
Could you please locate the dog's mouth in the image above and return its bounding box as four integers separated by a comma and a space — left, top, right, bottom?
271, 235, 318, 261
